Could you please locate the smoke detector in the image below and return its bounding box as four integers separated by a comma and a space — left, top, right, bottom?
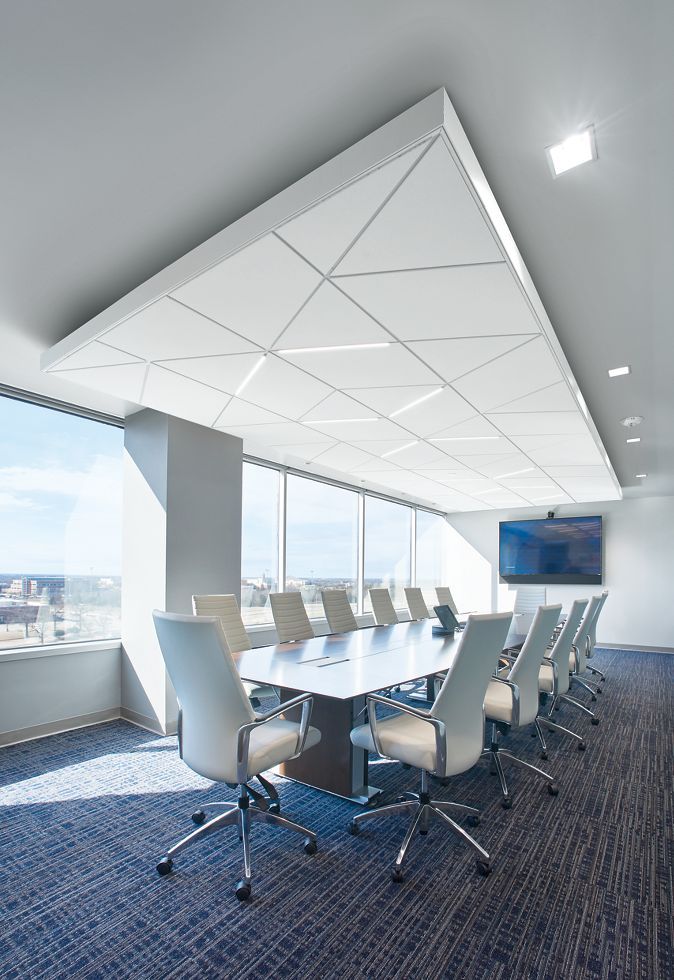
620, 416, 643, 428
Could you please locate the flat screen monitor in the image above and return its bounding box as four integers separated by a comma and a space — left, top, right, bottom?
499, 516, 602, 585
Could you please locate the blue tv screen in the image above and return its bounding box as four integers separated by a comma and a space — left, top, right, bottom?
499, 516, 602, 584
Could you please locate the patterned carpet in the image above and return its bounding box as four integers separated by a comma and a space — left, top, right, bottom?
1, 649, 672, 980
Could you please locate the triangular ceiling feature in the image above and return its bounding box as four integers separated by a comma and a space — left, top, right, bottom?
52, 341, 143, 372
274, 281, 390, 350
215, 398, 288, 427
276, 141, 429, 273
489, 380, 579, 414
408, 335, 528, 383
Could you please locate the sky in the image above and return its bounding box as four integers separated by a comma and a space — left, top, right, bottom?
0, 395, 123, 575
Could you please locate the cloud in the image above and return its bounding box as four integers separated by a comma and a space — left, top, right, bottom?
0, 491, 44, 510
0, 459, 121, 503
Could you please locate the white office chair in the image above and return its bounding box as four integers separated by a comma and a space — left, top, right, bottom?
482, 604, 562, 808
568, 594, 605, 700
192, 594, 277, 706
585, 589, 609, 683
348, 611, 513, 881
321, 589, 358, 634
537, 599, 589, 751
435, 586, 459, 616
513, 586, 547, 633
269, 592, 315, 643
152, 611, 321, 901
369, 588, 398, 626
404, 587, 430, 621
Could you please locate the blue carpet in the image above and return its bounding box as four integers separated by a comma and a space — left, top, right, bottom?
1, 649, 673, 979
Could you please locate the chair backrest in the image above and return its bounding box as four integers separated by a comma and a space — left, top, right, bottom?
269, 592, 315, 643
192, 594, 252, 653
547, 598, 588, 694
405, 587, 430, 620
588, 590, 609, 656
514, 586, 547, 632
321, 589, 358, 634
508, 604, 562, 725
153, 611, 253, 782
431, 612, 513, 771
435, 586, 458, 616
369, 588, 398, 626
572, 594, 603, 672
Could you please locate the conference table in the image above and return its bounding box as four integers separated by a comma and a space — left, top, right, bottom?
236, 619, 523, 804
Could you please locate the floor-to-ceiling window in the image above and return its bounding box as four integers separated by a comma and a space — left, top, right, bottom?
363, 496, 412, 612
240, 462, 280, 625
285, 474, 359, 619
0, 393, 122, 649
416, 508, 449, 612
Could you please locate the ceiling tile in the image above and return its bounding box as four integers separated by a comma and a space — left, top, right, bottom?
348, 439, 421, 458
429, 414, 501, 440
452, 337, 563, 411
463, 453, 536, 477
522, 434, 606, 467
335, 263, 539, 340
350, 455, 404, 472
311, 443, 380, 472
215, 398, 287, 427
237, 355, 332, 419
279, 343, 439, 388
335, 139, 502, 273
408, 336, 527, 383
156, 352, 265, 395
545, 465, 608, 477
373, 441, 453, 468
387, 387, 476, 437
486, 411, 588, 436
345, 385, 441, 416
273, 280, 391, 350
434, 436, 515, 456
416, 466, 475, 483
142, 365, 229, 426
301, 390, 378, 422
52, 341, 143, 371
276, 142, 428, 272
273, 442, 337, 462
451, 452, 522, 472
489, 380, 579, 413
55, 362, 147, 403
104, 297, 258, 361
305, 417, 412, 442
223, 422, 333, 445
171, 235, 322, 348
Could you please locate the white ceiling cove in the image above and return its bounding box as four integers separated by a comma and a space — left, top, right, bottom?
42, 89, 620, 514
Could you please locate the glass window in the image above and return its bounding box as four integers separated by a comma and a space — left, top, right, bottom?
240, 462, 280, 625
416, 509, 449, 611
364, 496, 411, 611
285, 475, 359, 620
0, 394, 122, 648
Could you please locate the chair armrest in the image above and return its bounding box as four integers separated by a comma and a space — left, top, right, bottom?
570, 643, 580, 674
236, 692, 314, 784
540, 657, 559, 693
488, 676, 520, 727
366, 693, 447, 776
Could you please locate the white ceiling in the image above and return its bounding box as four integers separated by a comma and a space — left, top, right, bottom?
2, 2, 671, 505
42, 92, 620, 512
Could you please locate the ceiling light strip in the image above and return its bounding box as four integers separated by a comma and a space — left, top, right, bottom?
491, 467, 536, 480
277, 343, 392, 354
234, 355, 267, 396
381, 441, 419, 459
389, 387, 444, 418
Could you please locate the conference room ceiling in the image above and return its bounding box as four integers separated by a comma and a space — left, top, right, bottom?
3, 3, 671, 503
43, 91, 621, 512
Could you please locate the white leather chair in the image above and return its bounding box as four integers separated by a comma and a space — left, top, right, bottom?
321, 589, 358, 634
435, 586, 459, 616
537, 598, 589, 750
568, 594, 605, 702
404, 587, 430, 621
192, 594, 276, 706
348, 611, 513, 881
513, 586, 547, 633
483, 604, 562, 808
269, 592, 315, 643
369, 588, 398, 626
585, 589, 609, 683
152, 611, 321, 901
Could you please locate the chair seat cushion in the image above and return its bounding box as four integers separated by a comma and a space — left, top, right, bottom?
247, 719, 321, 779
484, 680, 514, 725
539, 660, 555, 693
351, 711, 479, 776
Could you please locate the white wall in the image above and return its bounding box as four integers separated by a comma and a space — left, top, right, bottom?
447, 495, 674, 650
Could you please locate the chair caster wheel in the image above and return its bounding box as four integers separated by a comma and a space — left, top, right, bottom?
540, 751, 548, 761
591, 717, 600, 726
591, 695, 597, 702
191, 809, 206, 825
156, 858, 173, 876
268, 801, 281, 815
597, 688, 603, 694
501, 797, 513, 809
304, 838, 318, 855
391, 867, 404, 883
348, 820, 361, 836
476, 860, 491, 877
419, 828, 428, 836
401, 763, 411, 770
467, 814, 480, 828
578, 740, 586, 751
235, 881, 252, 902
548, 782, 559, 796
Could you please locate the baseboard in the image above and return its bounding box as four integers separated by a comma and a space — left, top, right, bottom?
119, 706, 177, 736
598, 643, 674, 655
0, 707, 121, 748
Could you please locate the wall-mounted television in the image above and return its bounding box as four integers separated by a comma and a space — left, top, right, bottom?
499, 516, 602, 584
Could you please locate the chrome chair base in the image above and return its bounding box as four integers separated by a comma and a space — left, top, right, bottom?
348, 771, 491, 879
481, 722, 558, 808
537, 699, 587, 750
156, 785, 318, 901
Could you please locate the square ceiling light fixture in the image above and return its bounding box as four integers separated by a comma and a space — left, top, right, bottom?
546, 126, 597, 177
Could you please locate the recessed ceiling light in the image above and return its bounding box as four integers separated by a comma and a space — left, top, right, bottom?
389, 387, 444, 418
620, 416, 644, 427
381, 441, 419, 459
430, 436, 501, 443
234, 354, 267, 396
608, 365, 631, 378
278, 342, 392, 354
545, 126, 597, 177
626, 437, 641, 444
635, 473, 648, 479
307, 417, 379, 425
492, 467, 536, 480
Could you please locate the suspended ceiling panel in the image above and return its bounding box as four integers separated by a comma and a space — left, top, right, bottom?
43, 89, 620, 514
